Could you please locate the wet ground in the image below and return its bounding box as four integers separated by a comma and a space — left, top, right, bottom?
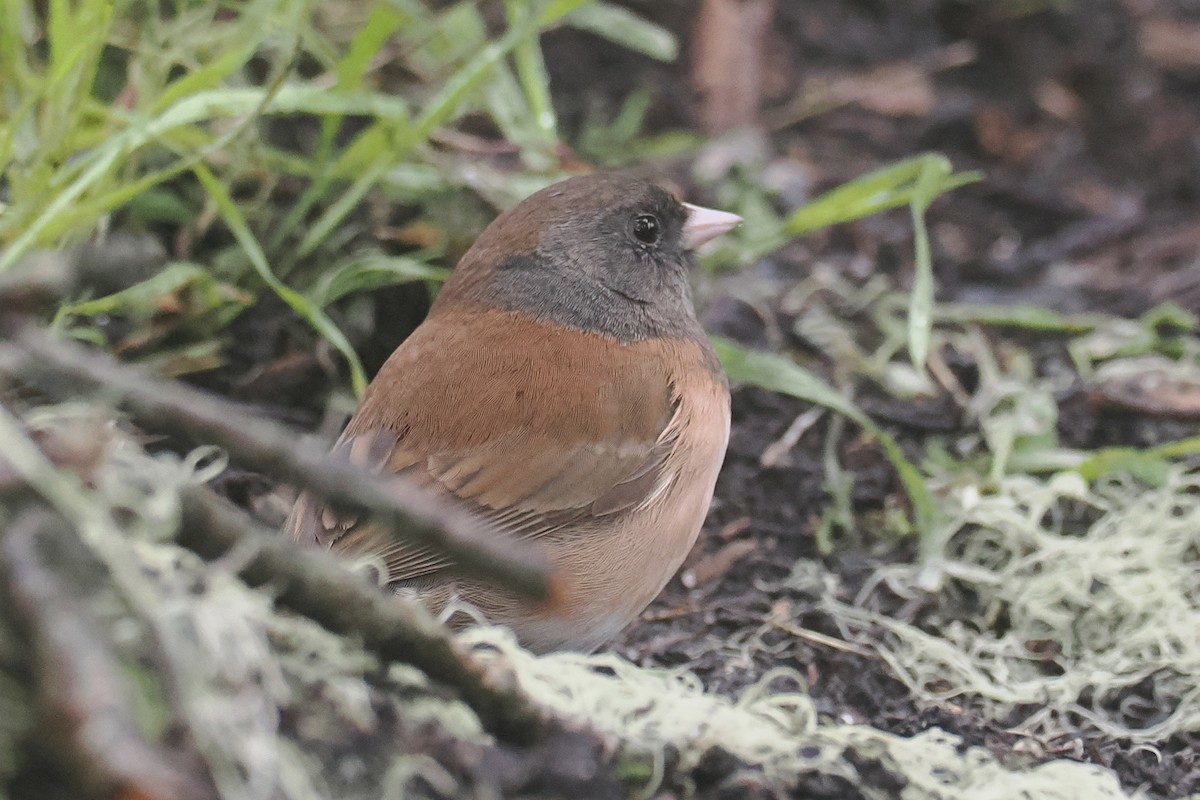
601, 3, 1200, 796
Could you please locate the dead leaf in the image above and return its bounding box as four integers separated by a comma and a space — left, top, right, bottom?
1140, 17, 1200, 70
975, 105, 1053, 164
1090, 369, 1200, 419
821, 64, 937, 117
692, 0, 776, 132
680, 538, 757, 589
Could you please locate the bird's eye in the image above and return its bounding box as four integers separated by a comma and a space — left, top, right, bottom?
632, 214, 661, 244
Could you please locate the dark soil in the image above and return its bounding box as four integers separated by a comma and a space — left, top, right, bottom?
598, 3, 1200, 798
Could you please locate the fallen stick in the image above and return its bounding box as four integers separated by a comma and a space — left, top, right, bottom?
0, 507, 216, 800
0, 327, 553, 603
177, 485, 549, 743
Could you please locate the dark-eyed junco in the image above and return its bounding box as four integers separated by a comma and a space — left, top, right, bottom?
287, 174, 741, 652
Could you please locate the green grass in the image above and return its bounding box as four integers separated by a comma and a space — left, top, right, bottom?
0, 0, 676, 392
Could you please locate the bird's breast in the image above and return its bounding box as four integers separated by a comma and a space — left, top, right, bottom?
521, 346, 731, 651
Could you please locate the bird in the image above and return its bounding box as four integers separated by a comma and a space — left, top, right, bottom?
286, 173, 741, 653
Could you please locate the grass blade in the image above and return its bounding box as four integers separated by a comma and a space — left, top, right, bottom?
293, 0, 590, 261
507, 0, 557, 153
906, 155, 952, 370
779, 153, 981, 372
713, 336, 937, 538
565, 2, 678, 62
783, 153, 979, 238
193, 163, 368, 394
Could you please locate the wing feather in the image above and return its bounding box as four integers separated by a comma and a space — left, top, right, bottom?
285, 310, 691, 587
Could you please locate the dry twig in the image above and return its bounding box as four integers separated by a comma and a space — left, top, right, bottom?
177, 486, 550, 743
0, 507, 216, 800
0, 327, 553, 603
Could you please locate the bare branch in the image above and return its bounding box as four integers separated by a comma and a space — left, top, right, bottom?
0, 507, 216, 800
0, 327, 554, 602
177, 486, 548, 743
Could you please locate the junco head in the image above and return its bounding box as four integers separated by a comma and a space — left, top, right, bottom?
287, 173, 740, 652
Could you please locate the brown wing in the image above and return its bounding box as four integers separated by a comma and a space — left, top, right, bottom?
285, 308, 686, 585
